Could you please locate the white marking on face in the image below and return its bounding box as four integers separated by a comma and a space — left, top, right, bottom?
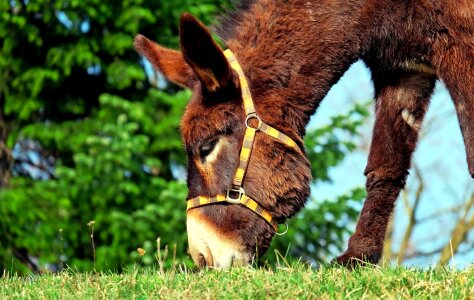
187, 210, 251, 268
204, 138, 225, 164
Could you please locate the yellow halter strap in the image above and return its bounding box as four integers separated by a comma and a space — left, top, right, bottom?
186, 49, 303, 232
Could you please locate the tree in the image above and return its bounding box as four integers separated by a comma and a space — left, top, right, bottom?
0, 0, 232, 273
1, 0, 369, 273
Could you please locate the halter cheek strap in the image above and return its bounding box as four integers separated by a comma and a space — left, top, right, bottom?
186, 49, 303, 232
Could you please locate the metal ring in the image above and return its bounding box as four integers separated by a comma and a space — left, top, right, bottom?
245, 113, 261, 130
275, 222, 289, 236
226, 187, 245, 204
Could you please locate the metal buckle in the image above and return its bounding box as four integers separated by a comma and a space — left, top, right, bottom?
245, 113, 261, 130
226, 187, 245, 204
275, 222, 289, 236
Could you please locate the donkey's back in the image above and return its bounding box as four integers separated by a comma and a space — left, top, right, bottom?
359, 0, 473, 71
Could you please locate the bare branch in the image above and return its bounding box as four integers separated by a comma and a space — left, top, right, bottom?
437, 193, 474, 266
405, 239, 474, 260
404, 247, 443, 259
417, 204, 465, 224
383, 213, 395, 261
397, 164, 424, 264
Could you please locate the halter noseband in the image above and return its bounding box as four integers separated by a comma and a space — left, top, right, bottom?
186, 49, 303, 232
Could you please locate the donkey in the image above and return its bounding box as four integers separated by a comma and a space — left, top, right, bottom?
134, 0, 474, 268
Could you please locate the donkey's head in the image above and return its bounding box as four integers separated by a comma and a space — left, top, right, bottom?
135, 14, 311, 268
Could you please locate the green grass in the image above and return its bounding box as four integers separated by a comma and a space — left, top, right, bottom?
2, 264, 474, 299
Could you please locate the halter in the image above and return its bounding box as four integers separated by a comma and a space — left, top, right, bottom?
186, 49, 303, 232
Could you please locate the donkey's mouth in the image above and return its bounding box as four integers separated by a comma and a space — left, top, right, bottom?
186, 209, 252, 268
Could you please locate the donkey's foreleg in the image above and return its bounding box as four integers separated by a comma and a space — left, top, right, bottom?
434, 46, 474, 178
336, 71, 436, 268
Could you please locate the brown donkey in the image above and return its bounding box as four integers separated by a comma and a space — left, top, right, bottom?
134, 0, 474, 268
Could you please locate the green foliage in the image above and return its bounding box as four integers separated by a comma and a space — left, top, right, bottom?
305, 103, 369, 182
1, 90, 192, 271
0, 0, 368, 273
0, 0, 231, 143
0, 0, 230, 272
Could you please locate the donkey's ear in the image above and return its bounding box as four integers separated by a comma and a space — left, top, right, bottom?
180, 13, 233, 93
134, 34, 196, 88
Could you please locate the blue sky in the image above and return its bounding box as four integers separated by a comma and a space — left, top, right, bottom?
310, 60, 474, 267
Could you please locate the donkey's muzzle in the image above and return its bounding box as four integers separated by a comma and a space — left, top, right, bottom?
187, 209, 251, 268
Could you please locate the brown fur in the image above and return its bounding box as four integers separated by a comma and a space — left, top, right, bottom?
135, 0, 474, 267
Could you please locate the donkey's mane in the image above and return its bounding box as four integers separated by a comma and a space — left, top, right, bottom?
215, 0, 257, 42
213, 0, 326, 135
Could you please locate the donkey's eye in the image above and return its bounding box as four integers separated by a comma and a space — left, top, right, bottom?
199, 139, 218, 159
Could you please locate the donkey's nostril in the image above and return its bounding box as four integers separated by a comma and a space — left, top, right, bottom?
198, 253, 207, 267
197, 251, 215, 268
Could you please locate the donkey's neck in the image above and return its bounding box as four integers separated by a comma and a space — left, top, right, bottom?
220, 0, 366, 136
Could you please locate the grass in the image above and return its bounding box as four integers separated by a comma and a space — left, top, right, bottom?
2, 263, 474, 299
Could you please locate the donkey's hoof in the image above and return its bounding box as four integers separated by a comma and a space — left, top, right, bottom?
333, 250, 381, 269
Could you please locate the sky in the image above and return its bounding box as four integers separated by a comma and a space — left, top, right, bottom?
310, 60, 474, 267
